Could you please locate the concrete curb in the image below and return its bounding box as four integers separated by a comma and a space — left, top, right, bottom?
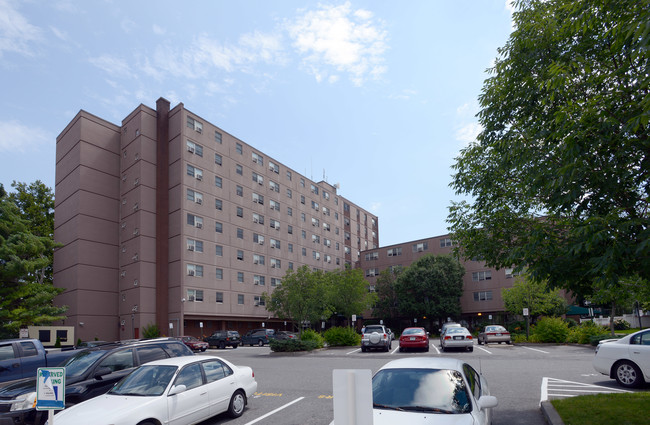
541, 401, 565, 425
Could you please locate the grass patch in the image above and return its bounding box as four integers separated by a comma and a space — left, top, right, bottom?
551, 392, 650, 425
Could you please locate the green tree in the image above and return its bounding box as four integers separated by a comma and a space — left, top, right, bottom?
448, 1, 650, 306
372, 267, 402, 320
394, 254, 465, 324
0, 184, 66, 339
501, 276, 568, 321
327, 267, 376, 325
263, 266, 332, 335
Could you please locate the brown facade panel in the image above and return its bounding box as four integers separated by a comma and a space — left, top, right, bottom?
54, 214, 119, 249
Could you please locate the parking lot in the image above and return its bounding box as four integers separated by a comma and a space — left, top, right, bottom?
193, 340, 648, 425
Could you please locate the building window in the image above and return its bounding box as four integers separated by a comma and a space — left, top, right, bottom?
288, 262, 294, 270
187, 165, 203, 180
187, 189, 203, 204
237, 228, 244, 239
187, 214, 203, 229
287, 207, 292, 216
440, 238, 453, 248
236, 207, 243, 218
216, 292, 223, 303
287, 188, 292, 199
215, 154, 222, 166
300, 178, 305, 188
269, 180, 279, 192
287, 225, 293, 234
310, 184, 319, 195
269, 161, 279, 173
215, 199, 223, 210
252, 193, 264, 205
505, 268, 522, 278
215, 176, 222, 188
215, 245, 223, 256
237, 250, 244, 261
215, 222, 223, 233
236, 143, 242, 155
387, 247, 402, 257
311, 201, 319, 210
253, 254, 265, 265
187, 264, 203, 277
253, 233, 265, 245
302, 248, 306, 256
253, 275, 265, 286
312, 234, 321, 244
364, 252, 379, 261
302, 230, 306, 239
366, 268, 379, 277
412, 242, 428, 252
187, 239, 203, 252
186, 116, 203, 133
270, 238, 281, 249
473, 291, 493, 301
252, 172, 264, 185
300, 195, 305, 204
237, 272, 244, 283
252, 152, 264, 165
313, 251, 321, 261
270, 219, 280, 230
288, 243, 293, 252
323, 191, 330, 200
312, 217, 320, 227
186, 140, 203, 157
323, 223, 330, 231
254, 296, 266, 306
324, 238, 331, 247
215, 268, 223, 279
253, 213, 264, 224
270, 200, 280, 211
472, 271, 492, 281
286, 170, 292, 181
236, 164, 243, 175
271, 278, 281, 287
215, 131, 222, 144
325, 254, 332, 263
187, 289, 204, 302
270, 258, 281, 269
236, 185, 243, 197
238, 294, 244, 305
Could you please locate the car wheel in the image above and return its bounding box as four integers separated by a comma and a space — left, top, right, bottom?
138, 422, 157, 425
477, 338, 482, 345
361, 346, 367, 352
614, 361, 644, 388
399, 347, 404, 352
218, 341, 226, 349
425, 345, 429, 352
258, 339, 264, 347
232, 344, 238, 349
201, 347, 207, 352
227, 390, 247, 418
468, 346, 473, 352
506, 341, 512, 345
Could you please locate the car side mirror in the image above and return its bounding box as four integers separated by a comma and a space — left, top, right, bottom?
94, 367, 112, 379
168, 385, 187, 396
477, 395, 498, 410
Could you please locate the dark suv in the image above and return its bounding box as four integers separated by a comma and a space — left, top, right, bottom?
204, 330, 240, 349
0, 338, 194, 425
241, 329, 275, 346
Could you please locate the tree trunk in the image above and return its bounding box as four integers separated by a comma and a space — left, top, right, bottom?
609, 301, 616, 336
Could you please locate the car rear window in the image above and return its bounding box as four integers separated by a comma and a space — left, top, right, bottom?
365, 326, 384, 333
161, 342, 194, 357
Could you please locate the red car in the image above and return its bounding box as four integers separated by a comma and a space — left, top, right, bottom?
176, 335, 208, 352
399, 327, 430, 352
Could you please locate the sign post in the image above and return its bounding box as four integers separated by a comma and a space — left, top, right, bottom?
523, 308, 530, 339
36, 367, 65, 424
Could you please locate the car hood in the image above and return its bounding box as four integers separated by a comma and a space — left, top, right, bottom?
53, 394, 162, 425
372, 409, 476, 425
0, 378, 36, 397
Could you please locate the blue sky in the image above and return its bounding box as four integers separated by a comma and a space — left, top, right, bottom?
0, 0, 514, 247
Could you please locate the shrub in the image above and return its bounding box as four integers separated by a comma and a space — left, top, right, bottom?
567, 321, 609, 344
269, 339, 321, 352
614, 319, 630, 331
323, 326, 361, 347
142, 323, 161, 339
300, 329, 325, 348
54, 337, 61, 348
532, 317, 569, 343
512, 334, 528, 343
564, 318, 578, 328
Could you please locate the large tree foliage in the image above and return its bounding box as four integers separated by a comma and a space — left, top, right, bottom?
372, 267, 402, 320
327, 267, 376, 322
0, 183, 66, 339
501, 276, 569, 321
448, 1, 650, 302
394, 255, 465, 323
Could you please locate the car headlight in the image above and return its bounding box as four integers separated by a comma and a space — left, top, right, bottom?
9, 391, 37, 411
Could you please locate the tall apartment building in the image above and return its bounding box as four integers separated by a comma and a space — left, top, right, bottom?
54, 98, 378, 341
358, 235, 520, 327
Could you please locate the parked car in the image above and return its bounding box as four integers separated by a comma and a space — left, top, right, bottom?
204, 330, 240, 349
361, 325, 392, 352
398, 327, 430, 352
0, 339, 194, 425
275, 331, 298, 340
48, 355, 258, 425
593, 328, 650, 388
176, 336, 208, 352
75, 340, 109, 348
0, 339, 82, 384
371, 357, 497, 424
438, 322, 461, 344
441, 327, 474, 352
241, 329, 275, 346
478, 325, 512, 345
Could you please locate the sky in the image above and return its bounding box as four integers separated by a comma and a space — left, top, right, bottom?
0, 0, 514, 247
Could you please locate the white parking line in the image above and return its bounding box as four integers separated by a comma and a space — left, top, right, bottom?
346, 348, 361, 355
244, 397, 305, 425
475, 345, 492, 354
540, 377, 630, 404
430, 343, 440, 355
520, 346, 550, 354
391, 346, 400, 354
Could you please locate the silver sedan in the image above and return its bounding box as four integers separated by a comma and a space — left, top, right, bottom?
441, 327, 474, 352
478, 325, 512, 345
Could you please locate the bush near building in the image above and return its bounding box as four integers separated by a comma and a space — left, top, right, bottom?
323, 326, 361, 347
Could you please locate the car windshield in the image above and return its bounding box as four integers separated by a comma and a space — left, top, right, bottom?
447, 328, 465, 334
487, 326, 506, 332
403, 329, 424, 336
373, 368, 471, 414
109, 365, 177, 397
60, 350, 107, 378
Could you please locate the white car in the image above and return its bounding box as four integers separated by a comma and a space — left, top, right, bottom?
593, 328, 650, 388
441, 326, 474, 352
48, 355, 257, 425
372, 357, 498, 425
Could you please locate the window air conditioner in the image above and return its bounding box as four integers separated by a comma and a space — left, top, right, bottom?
196, 198, 202, 205
188, 245, 194, 251
196, 174, 202, 181
187, 145, 195, 153
254, 260, 259, 264
195, 222, 203, 229
254, 300, 260, 306
188, 270, 195, 276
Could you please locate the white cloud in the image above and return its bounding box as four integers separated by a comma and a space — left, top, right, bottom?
121, 18, 136, 34
0, 0, 43, 58
0, 120, 50, 153
152, 24, 165, 35
49, 26, 68, 41
455, 122, 482, 145
89, 54, 134, 78
286, 1, 388, 86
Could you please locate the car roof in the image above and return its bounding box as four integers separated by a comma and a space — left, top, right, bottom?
377, 357, 465, 373
142, 355, 218, 368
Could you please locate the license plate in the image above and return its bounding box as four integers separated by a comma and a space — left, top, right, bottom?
496, 333, 502, 336
453, 336, 463, 340
409, 337, 415, 341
